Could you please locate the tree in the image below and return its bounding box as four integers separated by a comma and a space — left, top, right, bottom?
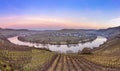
66, 39, 72, 46
81, 47, 92, 54
78, 50, 81, 54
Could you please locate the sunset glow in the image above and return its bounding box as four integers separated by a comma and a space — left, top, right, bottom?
0, 0, 120, 29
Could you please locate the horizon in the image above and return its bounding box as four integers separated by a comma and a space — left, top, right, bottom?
1, 25, 119, 31
0, 0, 120, 30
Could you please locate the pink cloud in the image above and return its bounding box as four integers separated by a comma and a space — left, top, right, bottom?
0, 16, 107, 29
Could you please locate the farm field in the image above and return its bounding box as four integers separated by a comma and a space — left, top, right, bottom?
45, 54, 120, 71
0, 40, 56, 71
0, 48, 56, 71
93, 37, 120, 56
83, 55, 120, 68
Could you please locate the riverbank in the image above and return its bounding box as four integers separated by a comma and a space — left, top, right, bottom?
8, 36, 107, 53
17, 34, 97, 45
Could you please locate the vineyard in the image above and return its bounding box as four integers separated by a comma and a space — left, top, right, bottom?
0, 41, 56, 71
1, 48, 120, 71
41, 54, 120, 71
0, 50, 120, 71
23, 49, 56, 71
0, 49, 56, 71
0, 37, 120, 71
83, 55, 120, 70
0, 27, 120, 71
0, 49, 32, 71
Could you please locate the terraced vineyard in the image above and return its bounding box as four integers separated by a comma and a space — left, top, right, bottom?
0, 40, 56, 71
23, 49, 56, 71
41, 55, 120, 71
83, 55, 120, 70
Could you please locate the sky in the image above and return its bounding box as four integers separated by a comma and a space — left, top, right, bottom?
0, 0, 120, 30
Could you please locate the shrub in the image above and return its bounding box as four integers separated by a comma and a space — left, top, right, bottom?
81, 47, 92, 54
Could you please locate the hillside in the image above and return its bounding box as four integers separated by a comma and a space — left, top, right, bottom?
0, 38, 56, 71
93, 36, 120, 56
98, 26, 120, 39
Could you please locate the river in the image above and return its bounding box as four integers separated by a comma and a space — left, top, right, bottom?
8, 36, 107, 53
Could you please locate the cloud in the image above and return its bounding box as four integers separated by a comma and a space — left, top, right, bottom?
107, 17, 120, 27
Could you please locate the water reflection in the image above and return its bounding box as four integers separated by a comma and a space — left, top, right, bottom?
8, 36, 107, 53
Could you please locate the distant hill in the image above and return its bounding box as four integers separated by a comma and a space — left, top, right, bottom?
97, 26, 120, 39
0, 26, 119, 39
107, 26, 120, 30
60, 29, 96, 31
98, 26, 120, 31
0, 28, 29, 31
60, 26, 120, 32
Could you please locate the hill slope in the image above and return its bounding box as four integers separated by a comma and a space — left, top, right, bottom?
94, 36, 120, 56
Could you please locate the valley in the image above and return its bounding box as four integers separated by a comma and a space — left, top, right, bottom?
0, 26, 120, 71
